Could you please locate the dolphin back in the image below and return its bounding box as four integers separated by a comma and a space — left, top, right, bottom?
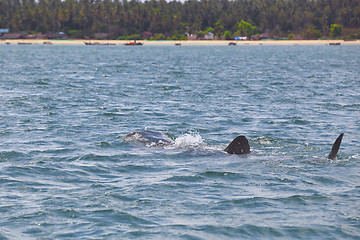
328, 133, 344, 159
224, 136, 251, 155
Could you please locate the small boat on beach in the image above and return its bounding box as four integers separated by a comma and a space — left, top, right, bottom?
329, 42, 341, 45
228, 42, 237, 46
125, 40, 143, 46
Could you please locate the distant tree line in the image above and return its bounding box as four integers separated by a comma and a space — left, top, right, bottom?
0, 0, 359, 40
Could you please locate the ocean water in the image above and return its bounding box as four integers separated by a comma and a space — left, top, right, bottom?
0, 44, 359, 239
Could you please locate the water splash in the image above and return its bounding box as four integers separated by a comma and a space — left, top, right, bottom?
171, 132, 204, 149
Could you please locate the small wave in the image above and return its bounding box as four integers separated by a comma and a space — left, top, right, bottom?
85, 208, 157, 226
194, 224, 283, 238
0, 151, 27, 161
94, 141, 111, 148
252, 136, 278, 145
155, 84, 183, 91
219, 197, 274, 208
33, 79, 49, 85
198, 171, 245, 180
272, 193, 332, 206
163, 175, 204, 182
0, 130, 11, 135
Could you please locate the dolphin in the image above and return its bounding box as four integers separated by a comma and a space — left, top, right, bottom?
124, 130, 344, 158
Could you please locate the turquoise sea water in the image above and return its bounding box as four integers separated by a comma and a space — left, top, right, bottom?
0, 44, 359, 239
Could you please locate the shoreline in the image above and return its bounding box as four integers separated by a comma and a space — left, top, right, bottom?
1, 39, 359, 46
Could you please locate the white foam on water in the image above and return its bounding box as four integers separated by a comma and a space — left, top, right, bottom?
170, 132, 204, 150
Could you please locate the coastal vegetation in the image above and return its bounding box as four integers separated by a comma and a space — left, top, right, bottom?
0, 0, 359, 40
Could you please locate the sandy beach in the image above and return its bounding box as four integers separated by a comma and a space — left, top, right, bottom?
1, 39, 359, 46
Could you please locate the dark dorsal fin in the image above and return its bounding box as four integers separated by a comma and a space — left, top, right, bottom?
328, 133, 344, 159
225, 136, 251, 155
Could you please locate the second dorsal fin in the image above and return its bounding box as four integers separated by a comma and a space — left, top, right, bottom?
328, 133, 344, 159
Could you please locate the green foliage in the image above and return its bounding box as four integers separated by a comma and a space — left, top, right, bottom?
214, 20, 224, 38
197, 31, 206, 38
154, 33, 166, 40
303, 24, 322, 39
127, 34, 142, 40
329, 24, 342, 38
345, 33, 358, 40
67, 30, 84, 39
0, 0, 358, 40
288, 33, 294, 40
197, 27, 214, 39
204, 27, 214, 33
224, 30, 232, 40
117, 34, 142, 40
234, 20, 257, 37
171, 33, 187, 40
37, 24, 47, 34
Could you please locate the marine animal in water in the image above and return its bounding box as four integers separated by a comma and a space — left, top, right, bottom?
123, 130, 174, 147
224, 135, 251, 154
224, 133, 344, 159
328, 133, 344, 159
124, 130, 344, 159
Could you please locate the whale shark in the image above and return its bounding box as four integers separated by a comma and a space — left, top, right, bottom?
124, 130, 344, 159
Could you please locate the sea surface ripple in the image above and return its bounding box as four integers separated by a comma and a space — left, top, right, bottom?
0, 44, 359, 239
